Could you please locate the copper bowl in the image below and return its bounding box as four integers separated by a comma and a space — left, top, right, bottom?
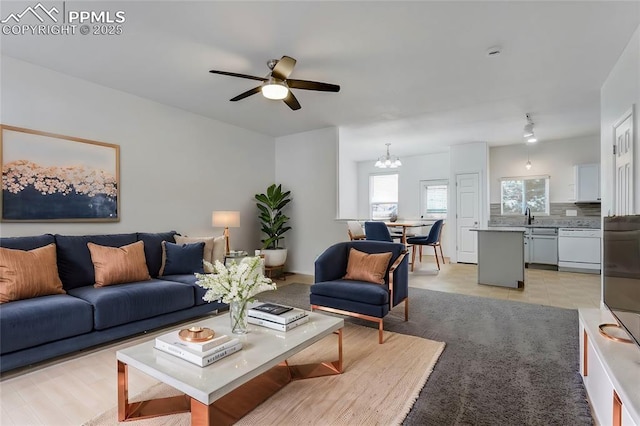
178, 326, 215, 342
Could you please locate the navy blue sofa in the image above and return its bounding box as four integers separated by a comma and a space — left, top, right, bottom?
0, 232, 225, 373
310, 241, 409, 344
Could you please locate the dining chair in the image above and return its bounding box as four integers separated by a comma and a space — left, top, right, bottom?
347, 221, 366, 240
364, 221, 393, 242
406, 219, 445, 271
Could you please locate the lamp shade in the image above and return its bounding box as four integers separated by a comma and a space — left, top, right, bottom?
212, 211, 240, 228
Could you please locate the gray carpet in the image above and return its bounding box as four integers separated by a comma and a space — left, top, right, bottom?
257, 283, 593, 426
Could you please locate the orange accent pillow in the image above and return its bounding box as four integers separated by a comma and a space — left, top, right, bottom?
343, 248, 393, 285
88, 241, 151, 287
0, 244, 65, 304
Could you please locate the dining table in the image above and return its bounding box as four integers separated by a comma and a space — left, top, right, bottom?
384, 220, 435, 244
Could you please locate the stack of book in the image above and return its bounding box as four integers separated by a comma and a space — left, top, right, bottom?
248, 302, 309, 331
154, 330, 242, 367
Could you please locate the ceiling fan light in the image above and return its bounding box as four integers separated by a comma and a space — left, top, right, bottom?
262, 79, 289, 100
527, 135, 538, 143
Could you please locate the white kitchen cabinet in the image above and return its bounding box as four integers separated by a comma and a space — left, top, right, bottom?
529, 228, 558, 265
575, 163, 601, 202
579, 309, 640, 426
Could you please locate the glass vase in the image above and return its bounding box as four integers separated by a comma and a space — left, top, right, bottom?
230, 300, 248, 334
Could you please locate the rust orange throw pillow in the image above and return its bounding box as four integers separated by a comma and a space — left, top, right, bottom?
343, 248, 393, 284
0, 244, 65, 304
88, 241, 151, 287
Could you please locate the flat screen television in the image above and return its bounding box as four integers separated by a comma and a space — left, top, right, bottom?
603, 215, 640, 347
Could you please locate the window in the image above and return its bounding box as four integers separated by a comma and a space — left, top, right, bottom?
420, 180, 448, 219
370, 174, 398, 220
500, 176, 550, 215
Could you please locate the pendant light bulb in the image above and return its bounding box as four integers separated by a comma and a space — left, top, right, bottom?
525, 160, 532, 170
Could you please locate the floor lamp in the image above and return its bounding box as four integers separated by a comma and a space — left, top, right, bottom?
212, 211, 240, 255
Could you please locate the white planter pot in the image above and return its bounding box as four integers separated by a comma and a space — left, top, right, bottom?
261, 248, 287, 267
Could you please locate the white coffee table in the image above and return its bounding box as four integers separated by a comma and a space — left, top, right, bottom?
116, 311, 344, 425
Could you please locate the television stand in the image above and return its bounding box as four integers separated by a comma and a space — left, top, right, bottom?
579, 308, 640, 425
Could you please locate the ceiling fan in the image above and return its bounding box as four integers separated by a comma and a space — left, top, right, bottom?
209, 55, 340, 111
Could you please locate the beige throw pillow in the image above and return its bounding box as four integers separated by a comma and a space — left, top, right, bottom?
343, 248, 393, 285
0, 244, 65, 303
88, 241, 151, 287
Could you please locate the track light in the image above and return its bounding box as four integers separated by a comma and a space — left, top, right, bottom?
523, 123, 534, 138
523, 113, 537, 142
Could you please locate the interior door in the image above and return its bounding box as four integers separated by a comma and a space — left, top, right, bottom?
614, 108, 634, 215
456, 173, 479, 263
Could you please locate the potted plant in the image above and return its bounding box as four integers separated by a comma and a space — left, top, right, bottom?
255, 184, 292, 267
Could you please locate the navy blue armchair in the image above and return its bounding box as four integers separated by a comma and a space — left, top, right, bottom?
310, 241, 409, 343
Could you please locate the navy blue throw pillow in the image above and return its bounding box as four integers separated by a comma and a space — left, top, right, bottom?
162, 241, 205, 275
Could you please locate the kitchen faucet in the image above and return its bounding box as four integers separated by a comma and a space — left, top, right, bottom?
524, 207, 534, 225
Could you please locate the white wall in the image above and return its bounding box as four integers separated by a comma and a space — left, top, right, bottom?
0, 56, 275, 252
601, 25, 640, 216
356, 151, 450, 219
337, 129, 358, 219
489, 135, 600, 203
275, 127, 345, 275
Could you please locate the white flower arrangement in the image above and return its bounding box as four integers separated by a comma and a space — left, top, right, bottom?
195, 256, 276, 304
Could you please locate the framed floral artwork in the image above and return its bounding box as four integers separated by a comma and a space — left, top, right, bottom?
1, 125, 120, 222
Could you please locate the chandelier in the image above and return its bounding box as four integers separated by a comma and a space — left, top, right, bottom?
374, 143, 402, 169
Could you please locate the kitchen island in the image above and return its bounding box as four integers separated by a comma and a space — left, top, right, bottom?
472, 227, 526, 288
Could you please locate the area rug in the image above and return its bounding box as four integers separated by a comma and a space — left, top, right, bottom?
258, 283, 594, 425
85, 322, 445, 426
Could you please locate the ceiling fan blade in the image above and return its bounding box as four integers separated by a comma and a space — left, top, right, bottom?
271, 56, 297, 80
283, 91, 301, 111
286, 79, 340, 92
230, 86, 262, 102
209, 70, 267, 82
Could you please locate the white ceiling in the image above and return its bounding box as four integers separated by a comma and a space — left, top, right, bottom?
2, 1, 639, 160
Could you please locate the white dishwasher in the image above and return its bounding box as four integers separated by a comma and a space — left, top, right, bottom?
558, 228, 601, 273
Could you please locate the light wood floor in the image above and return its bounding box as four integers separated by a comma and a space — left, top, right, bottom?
0, 261, 600, 425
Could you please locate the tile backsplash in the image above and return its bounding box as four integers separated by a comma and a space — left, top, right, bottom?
489, 202, 601, 228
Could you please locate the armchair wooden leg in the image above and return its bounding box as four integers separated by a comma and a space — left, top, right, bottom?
439, 245, 445, 264
404, 297, 409, 321
433, 246, 440, 270
419, 246, 423, 262
378, 320, 384, 344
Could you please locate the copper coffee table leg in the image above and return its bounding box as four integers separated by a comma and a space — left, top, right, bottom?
288, 328, 343, 379
118, 360, 191, 422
